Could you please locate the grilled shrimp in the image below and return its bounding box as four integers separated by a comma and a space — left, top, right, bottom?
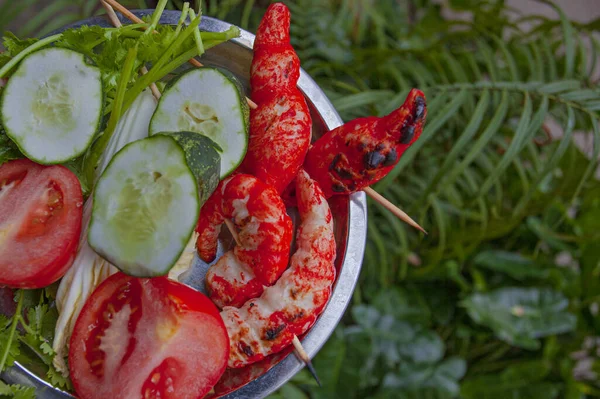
239, 3, 312, 194
221, 170, 336, 368
197, 174, 293, 309
302, 88, 427, 198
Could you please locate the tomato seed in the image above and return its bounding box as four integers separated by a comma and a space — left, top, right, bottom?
151, 373, 160, 384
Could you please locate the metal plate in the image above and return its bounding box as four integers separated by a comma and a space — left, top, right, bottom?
1, 10, 367, 399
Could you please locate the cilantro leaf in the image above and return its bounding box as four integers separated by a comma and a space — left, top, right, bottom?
46, 365, 73, 391
18, 334, 52, 367
0, 381, 35, 399
2, 32, 38, 56
0, 315, 10, 330
61, 158, 91, 197
55, 25, 107, 55
0, 132, 22, 167
0, 327, 21, 372
0, 54, 11, 70
26, 305, 48, 336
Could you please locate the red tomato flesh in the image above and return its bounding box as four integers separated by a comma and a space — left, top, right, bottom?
0, 159, 83, 288
69, 273, 230, 399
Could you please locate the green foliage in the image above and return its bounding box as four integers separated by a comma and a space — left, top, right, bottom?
462, 287, 576, 350
0, 290, 72, 393
0, 380, 36, 399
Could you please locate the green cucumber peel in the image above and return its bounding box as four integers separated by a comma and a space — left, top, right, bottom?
157, 131, 221, 205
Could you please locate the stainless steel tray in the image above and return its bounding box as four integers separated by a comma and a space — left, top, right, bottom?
0, 10, 367, 399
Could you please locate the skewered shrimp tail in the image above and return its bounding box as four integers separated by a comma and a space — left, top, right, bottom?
196, 174, 293, 308
240, 3, 312, 194
222, 170, 336, 368
304, 88, 427, 198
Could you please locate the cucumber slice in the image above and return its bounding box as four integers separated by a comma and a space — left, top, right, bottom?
0, 48, 103, 164
88, 135, 199, 277
158, 131, 221, 205
149, 67, 248, 178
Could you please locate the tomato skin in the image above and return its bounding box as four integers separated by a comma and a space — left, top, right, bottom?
0, 159, 83, 289
69, 273, 230, 399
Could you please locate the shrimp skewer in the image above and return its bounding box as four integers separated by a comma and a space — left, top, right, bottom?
222, 170, 336, 368
197, 174, 293, 309
304, 88, 427, 198
239, 3, 312, 194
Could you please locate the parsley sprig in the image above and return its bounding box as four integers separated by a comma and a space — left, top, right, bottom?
0, 288, 72, 395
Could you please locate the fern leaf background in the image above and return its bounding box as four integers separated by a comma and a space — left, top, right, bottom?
2, 0, 600, 398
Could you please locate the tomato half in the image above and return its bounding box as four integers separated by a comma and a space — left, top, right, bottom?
0, 159, 83, 288
69, 273, 230, 399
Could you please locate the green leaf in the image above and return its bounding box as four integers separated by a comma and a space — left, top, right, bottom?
541, 0, 576, 78
473, 250, 550, 280
0, 381, 35, 399
461, 360, 561, 399
309, 328, 350, 396
0, 132, 22, 166
437, 90, 509, 194
462, 287, 576, 350
382, 356, 466, 397
397, 330, 444, 364
2, 32, 38, 56
26, 304, 48, 335
0, 327, 20, 371
371, 287, 431, 326
332, 90, 394, 112
62, 158, 91, 198
46, 364, 73, 391
477, 93, 534, 198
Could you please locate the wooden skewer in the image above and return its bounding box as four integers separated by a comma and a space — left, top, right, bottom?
102, 0, 257, 109
103, 0, 424, 233
363, 187, 427, 234
224, 219, 321, 386
292, 336, 321, 387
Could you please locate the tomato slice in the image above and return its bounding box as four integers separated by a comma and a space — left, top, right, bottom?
0, 159, 83, 288
69, 273, 230, 399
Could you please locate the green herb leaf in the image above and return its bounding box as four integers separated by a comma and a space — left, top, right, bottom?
26, 304, 48, 335
461, 360, 561, 399
462, 287, 577, 350
381, 356, 466, 397
0, 132, 22, 166
0, 380, 36, 399
473, 251, 550, 280
55, 25, 108, 54
46, 364, 72, 391
0, 327, 20, 371
2, 32, 38, 56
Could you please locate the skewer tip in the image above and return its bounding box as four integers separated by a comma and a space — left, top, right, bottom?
305, 361, 322, 387
292, 336, 321, 387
